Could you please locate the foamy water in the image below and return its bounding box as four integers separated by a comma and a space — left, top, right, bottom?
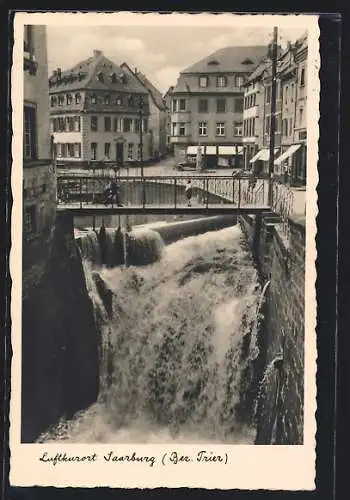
39, 225, 261, 444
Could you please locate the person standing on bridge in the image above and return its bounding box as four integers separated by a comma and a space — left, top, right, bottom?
185, 179, 193, 207
104, 180, 122, 207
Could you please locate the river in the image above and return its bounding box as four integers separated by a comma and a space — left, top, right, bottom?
38, 224, 262, 444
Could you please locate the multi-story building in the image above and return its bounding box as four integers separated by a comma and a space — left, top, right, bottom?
163, 86, 174, 154
246, 34, 308, 185
170, 46, 268, 169
49, 50, 152, 167
121, 63, 167, 160
23, 25, 56, 269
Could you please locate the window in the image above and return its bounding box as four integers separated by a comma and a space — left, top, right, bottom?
216, 122, 225, 136
266, 86, 271, 104
299, 108, 304, 126
74, 143, 81, 158
142, 119, 148, 132
66, 143, 74, 157
179, 123, 186, 136
24, 206, 36, 236
65, 117, 74, 132
58, 117, 65, 132
134, 119, 140, 133
275, 114, 281, 134
73, 116, 80, 132
217, 75, 227, 87
137, 144, 141, 160
216, 99, 226, 113
56, 143, 62, 157
91, 116, 98, 131
234, 97, 243, 113
172, 123, 176, 136
300, 67, 305, 86
90, 94, 97, 104
23, 105, 37, 160
104, 143, 111, 159
123, 118, 132, 132
233, 121, 243, 136
114, 118, 122, 132
284, 86, 289, 104
104, 94, 110, 105
50, 96, 57, 107
50, 119, 54, 133
282, 118, 288, 136
104, 116, 111, 132
127, 143, 134, 161
198, 121, 208, 136
115, 95, 122, 106
75, 93, 81, 104
265, 116, 271, 135
90, 142, 97, 160
58, 95, 64, 106
179, 99, 186, 111
172, 99, 177, 112
291, 84, 295, 102
235, 75, 244, 88
66, 94, 72, 105
199, 76, 208, 88
198, 99, 208, 113
289, 118, 293, 136
24, 25, 32, 54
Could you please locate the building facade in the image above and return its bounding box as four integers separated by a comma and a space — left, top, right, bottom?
245, 34, 308, 185
23, 25, 56, 269
163, 86, 174, 154
121, 64, 167, 160
49, 50, 152, 167
170, 46, 268, 169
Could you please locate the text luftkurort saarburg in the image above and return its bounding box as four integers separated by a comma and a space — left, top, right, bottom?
39, 450, 228, 467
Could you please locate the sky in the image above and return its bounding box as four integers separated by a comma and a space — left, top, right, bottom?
46, 24, 306, 95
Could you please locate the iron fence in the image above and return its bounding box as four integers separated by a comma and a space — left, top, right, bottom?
56, 175, 270, 210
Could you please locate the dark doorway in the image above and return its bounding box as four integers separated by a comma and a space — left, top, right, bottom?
205, 155, 217, 170
116, 143, 124, 165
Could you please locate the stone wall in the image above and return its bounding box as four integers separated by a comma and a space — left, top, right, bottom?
240, 213, 305, 444
22, 214, 100, 442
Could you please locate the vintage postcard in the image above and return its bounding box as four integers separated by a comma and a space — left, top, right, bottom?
10, 11, 319, 490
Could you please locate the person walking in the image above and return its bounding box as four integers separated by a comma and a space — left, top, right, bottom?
185, 179, 193, 207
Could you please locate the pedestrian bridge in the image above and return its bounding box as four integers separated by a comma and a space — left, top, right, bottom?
56, 174, 287, 216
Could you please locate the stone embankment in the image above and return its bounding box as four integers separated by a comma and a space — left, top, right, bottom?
240, 212, 305, 444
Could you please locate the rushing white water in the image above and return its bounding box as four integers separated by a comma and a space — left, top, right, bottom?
39, 225, 262, 444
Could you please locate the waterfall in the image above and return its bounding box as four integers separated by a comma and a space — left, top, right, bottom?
39, 225, 263, 444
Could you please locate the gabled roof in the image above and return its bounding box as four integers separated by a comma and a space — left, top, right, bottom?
49, 51, 147, 94
181, 45, 268, 74
120, 62, 166, 110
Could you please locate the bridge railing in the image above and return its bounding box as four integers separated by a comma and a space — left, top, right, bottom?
57, 175, 270, 210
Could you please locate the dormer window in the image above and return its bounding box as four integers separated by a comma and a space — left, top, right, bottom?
208, 59, 219, 66
199, 76, 208, 88
241, 58, 254, 65
90, 94, 97, 104
119, 73, 127, 84
115, 95, 122, 106
127, 95, 134, 107
97, 71, 104, 82
110, 72, 117, 83
216, 75, 227, 87
104, 94, 110, 105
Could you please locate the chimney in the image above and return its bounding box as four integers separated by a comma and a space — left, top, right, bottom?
134, 67, 138, 74
93, 50, 103, 58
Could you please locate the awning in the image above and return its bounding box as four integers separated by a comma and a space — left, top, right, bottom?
250, 148, 278, 163
187, 146, 204, 155
274, 144, 301, 166
205, 146, 217, 155
218, 146, 235, 155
